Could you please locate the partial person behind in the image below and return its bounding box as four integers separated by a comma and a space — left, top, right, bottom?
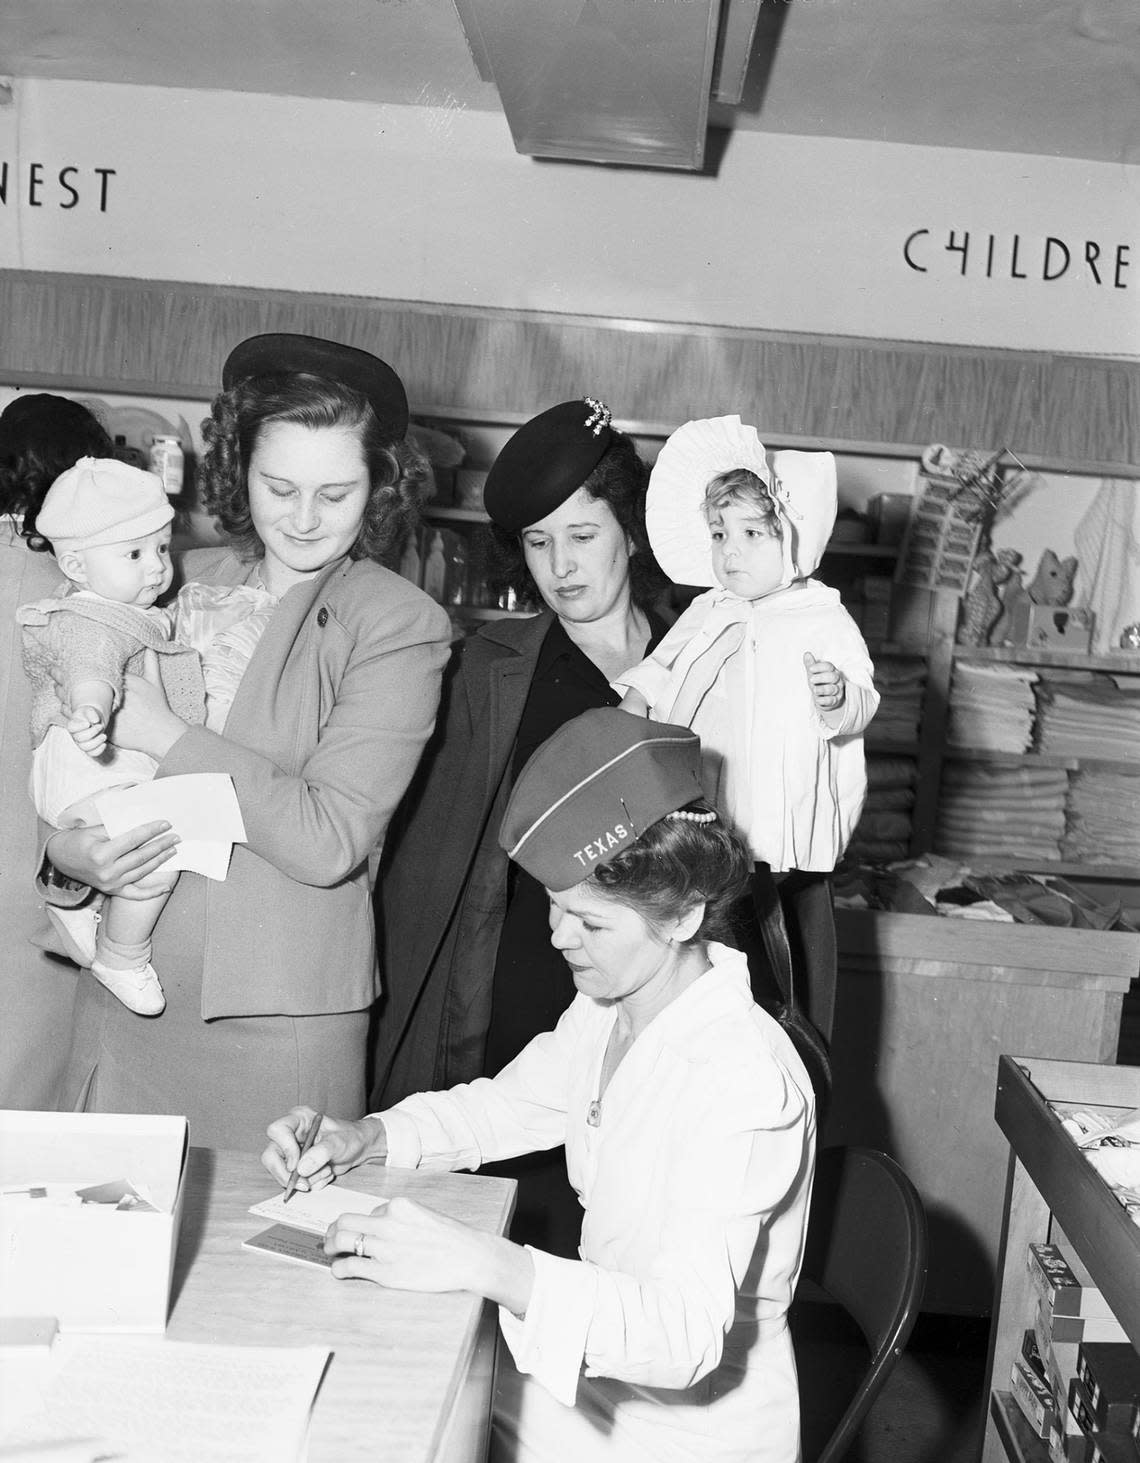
615, 413, 879, 1047
0, 394, 116, 1108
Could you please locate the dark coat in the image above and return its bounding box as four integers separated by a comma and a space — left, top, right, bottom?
371, 610, 555, 1105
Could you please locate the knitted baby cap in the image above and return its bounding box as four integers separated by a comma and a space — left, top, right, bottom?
36, 457, 174, 552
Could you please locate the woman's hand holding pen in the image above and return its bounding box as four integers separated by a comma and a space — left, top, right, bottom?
261, 1108, 388, 1192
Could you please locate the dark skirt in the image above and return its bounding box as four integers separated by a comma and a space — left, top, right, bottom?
59, 959, 369, 1153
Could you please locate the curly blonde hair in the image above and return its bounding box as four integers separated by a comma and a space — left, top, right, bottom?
198, 373, 429, 567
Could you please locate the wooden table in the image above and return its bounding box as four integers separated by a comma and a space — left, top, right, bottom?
167, 1148, 516, 1463
828, 909, 1138, 1314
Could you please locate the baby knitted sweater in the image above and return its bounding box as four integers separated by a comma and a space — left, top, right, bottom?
18, 593, 205, 747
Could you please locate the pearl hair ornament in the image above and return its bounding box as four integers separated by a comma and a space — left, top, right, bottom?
583, 396, 612, 436
666, 808, 718, 824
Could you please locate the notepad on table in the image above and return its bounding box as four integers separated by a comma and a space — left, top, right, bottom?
247, 1183, 385, 1237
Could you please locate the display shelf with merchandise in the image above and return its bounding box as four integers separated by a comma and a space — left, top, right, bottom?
981, 1056, 1140, 1463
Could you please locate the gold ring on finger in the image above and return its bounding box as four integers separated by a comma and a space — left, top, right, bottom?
353, 1231, 367, 1259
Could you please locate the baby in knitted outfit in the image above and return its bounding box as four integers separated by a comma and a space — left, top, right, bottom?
18, 457, 205, 1016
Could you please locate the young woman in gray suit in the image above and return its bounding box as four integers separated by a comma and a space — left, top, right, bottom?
46, 335, 451, 1149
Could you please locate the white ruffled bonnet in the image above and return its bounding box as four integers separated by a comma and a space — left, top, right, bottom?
646, 415, 838, 589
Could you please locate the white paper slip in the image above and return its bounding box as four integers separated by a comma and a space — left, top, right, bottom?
248, 1183, 385, 1236
0, 1336, 330, 1463
93, 774, 247, 880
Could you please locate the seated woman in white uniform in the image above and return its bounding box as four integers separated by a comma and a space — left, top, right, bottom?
262, 707, 817, 1463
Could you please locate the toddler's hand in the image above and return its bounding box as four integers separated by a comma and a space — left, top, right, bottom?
804, 652, 846, 714
68, 705, 108, 757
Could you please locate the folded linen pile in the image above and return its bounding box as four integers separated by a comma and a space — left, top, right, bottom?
1037, 674, 1140, 763
934, 761, 1067, 863
865, 656, 926, 748
947, 661, 1038, 753
847, 754, 916, 864
1063, 768, 1140, 864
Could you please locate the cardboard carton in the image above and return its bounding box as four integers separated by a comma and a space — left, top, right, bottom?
1029, 1242, 1116, 1320
1077, 1341, 1140, 1433
0, 1111, 188, 1333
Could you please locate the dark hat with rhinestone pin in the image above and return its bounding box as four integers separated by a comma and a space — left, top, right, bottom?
482, 397, 615, 533
222, 333, 410, 441
499, 708, 707, 891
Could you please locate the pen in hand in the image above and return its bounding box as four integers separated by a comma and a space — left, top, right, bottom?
283, 1112, 325, 1204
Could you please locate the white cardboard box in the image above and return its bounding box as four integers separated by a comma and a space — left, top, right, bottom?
0, 1111, 188, 1333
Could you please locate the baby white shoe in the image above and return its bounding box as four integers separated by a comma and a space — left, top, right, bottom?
45, 898, 103, 968
90, 958, 166, 1016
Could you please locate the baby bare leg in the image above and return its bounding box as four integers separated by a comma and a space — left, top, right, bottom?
92, 878, 177, 1016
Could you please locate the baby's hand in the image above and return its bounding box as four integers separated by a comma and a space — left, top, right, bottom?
67, 705, 108, 758
804, 652, 846, 714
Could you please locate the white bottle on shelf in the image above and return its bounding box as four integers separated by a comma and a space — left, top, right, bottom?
149, 435, 184, 496
399, 530, 422, 587
422, 531, 447, 603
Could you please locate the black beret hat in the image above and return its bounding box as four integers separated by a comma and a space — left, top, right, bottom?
222, 333, 409, 441
0, 393, 105, 451
482, 397, 615, 533
499, 708, 707, 891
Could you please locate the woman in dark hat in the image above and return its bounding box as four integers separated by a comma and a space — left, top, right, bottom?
264, 707, 816, 1463
0, 393, 131, 1108
45, 336, 451, 1148
371, 397, 668, 1255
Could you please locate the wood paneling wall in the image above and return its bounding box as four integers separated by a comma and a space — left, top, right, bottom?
2, 270, 1137, 469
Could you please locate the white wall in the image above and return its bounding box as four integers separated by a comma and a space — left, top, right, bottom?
1, 79, 1137, 358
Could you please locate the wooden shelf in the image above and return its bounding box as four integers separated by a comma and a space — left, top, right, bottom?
965, 859, 1140, 881
1057, 756, 1140, 776
994, 1057, 1140, 1348
426, 509, 904, 550
943, 747, 1140, 777
954, 646, 1140, 673
866, 641, 929, 658
822, 542, 899, 559
425, 505, 488, 523
449, 606, 535, 621
982, 1057, 1140, 1463
943, 749, 1077, 770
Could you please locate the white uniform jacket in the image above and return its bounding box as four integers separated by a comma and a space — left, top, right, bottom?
381, 943, 816, 1463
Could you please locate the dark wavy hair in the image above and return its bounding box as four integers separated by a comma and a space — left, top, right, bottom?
588, 802, 751, 947
198, 372, 429, 566
481, 429, 667, 610
0, 394, 114, 551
